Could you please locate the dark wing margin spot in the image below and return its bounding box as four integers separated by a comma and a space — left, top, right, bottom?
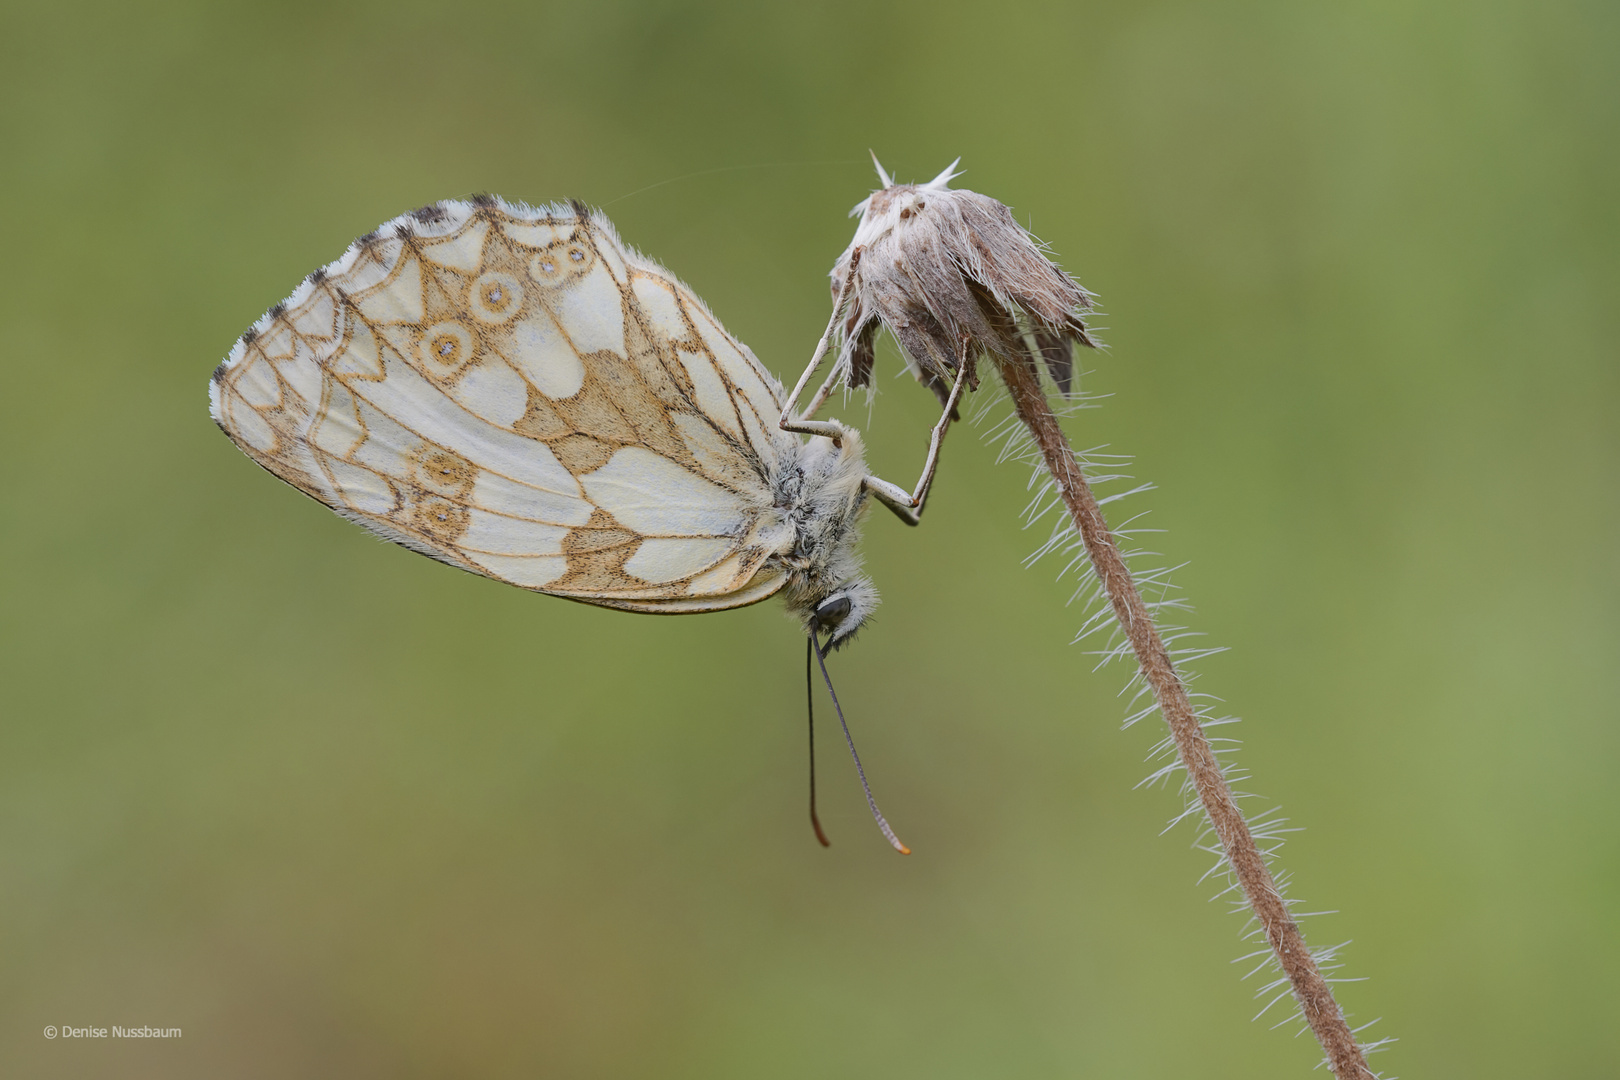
211, 362, 227, 385
569, 198, 590, 220
307, 266, 327, 285
469, 192, 497, 208
240, 327, 258, 345
355, 229, 381, 249
268, 302, 287, 319
393, 222, 413, 239
411, 203, 447, 223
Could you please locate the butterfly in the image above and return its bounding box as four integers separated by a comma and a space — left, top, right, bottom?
208, 195, 968, 852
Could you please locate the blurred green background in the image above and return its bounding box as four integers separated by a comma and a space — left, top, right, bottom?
2, 0, 1615, 1076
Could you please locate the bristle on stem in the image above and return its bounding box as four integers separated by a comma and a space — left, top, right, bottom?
992, 349, 1372, 1080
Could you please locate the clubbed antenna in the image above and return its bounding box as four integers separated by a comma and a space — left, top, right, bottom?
811, 631, 910, 855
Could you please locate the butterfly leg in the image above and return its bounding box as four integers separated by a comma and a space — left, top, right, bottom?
863, 360, 971, 527
798, 362, 846, 423
780, 250, 864, 443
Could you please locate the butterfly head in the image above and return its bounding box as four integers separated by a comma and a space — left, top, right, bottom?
805, 577, 879, 650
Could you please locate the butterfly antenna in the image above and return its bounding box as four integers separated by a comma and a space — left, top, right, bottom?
805, 637, 832, 847
812, 634, 911, 855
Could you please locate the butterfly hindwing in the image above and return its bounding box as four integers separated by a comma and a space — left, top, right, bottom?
211, 198, 792, 608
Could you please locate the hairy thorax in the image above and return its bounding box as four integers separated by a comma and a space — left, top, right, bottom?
761, 426, 879, 644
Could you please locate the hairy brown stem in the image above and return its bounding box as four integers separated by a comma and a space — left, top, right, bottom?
994, 351, 1373, 1079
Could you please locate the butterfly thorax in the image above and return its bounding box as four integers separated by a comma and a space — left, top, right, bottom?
765, 424, 879, 647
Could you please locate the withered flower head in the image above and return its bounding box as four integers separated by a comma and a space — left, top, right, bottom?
829, 156, 1097, 408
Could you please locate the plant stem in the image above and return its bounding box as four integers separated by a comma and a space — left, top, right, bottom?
993, 350, 1373, 1080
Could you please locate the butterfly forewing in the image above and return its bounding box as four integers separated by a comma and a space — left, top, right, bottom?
211, 198, 793, 610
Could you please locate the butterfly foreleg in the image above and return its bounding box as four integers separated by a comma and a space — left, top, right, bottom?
798, 363, 845, 424
780, 248, 865, 443
862, 359, 970, 527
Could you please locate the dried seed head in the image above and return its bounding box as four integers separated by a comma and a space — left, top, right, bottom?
829, 156, 1098, 405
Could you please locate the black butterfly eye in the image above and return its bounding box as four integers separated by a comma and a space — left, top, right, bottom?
814, 595, 852, 626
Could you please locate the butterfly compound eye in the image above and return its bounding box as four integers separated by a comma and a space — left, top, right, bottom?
812, 595, 853, 629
